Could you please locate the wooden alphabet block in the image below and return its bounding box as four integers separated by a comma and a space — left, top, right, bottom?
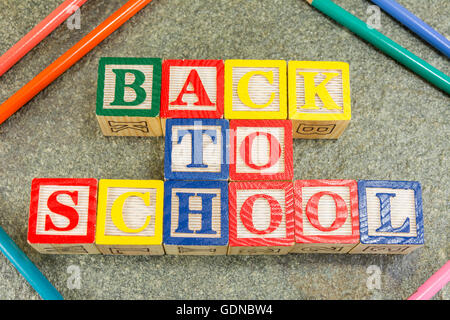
288, 61, 351, 139
160, 59, 224, 133
224, 60, 287, 120
230, 120, 293, 181
27, 178, 100, 254
349, 180, 424, 254
163, 180, 228, 255
95, 179, 164, 255
96, 57, 162, 136
164, 118, 229, 180
291, 180, 359, 254
228, 181, 294, 255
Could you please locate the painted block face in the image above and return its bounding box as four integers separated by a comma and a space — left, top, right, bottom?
228, 181, 294, 255
230, 120, 293, 181
95, 180, 164, 255
350, 180, 424, 254
96, 57, 163, 136
224, 60, 287, 119
161, 59, 224, 119
164, 118, 229, 180
292, 180, 359, 254
288, 61, 351, 139
27, 178, 99, 254
163, 180, 229, 255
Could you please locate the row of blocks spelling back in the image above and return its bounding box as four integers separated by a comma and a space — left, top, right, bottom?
28, 178, 423, 255
96, 58, 351, 139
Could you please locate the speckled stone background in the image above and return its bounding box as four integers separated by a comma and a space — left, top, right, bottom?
0, 0, 448, 300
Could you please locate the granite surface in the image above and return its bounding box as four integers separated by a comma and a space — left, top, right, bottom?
0, 0, 448, 300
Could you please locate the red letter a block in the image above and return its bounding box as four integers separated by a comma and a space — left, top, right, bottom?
228, 182, 294, 255
292, 180, 359, 253
161, 59, 224, 132
230, 120, 293, 181
27, 178, 100, 254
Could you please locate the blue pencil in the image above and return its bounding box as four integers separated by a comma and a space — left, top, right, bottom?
371, 0, 450, 58
0, 226, 63, 300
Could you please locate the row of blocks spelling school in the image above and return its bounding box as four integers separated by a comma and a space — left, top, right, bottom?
28, 119, 424, 256
28, 178, 424, 255
95, 58, 351, 139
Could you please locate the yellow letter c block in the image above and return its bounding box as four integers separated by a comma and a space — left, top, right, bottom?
237, 70, 275, 109
224, 60, 287, 119
110, 192, 152, 233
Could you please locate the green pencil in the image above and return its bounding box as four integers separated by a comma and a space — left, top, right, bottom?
306, 0, 450, 95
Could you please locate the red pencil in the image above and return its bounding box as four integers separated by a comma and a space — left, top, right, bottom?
0, 0, 89, 77
0, 0, 152, 126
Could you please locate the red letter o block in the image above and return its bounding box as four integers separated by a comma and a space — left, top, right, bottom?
240, 194, 283, 235
305, 191, 348, 232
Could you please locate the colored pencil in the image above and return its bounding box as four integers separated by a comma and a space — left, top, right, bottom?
408, 261, 450, 300
370, 0, 450, 58
305, 0, 450, 95
0, 0, 153, 126
0, 225, 63, 300
0, 0, 89, 77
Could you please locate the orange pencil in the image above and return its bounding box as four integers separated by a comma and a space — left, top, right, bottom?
0, 0, 152, 126
0, 0, 89, 77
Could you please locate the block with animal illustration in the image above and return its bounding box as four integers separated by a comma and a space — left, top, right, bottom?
228, 181, 294, 255
27, 178, 100, 254
163, 180, 229, 255
349, 180, 424, 254
288, 61, 351, 139
95, 179, 164, 255
291, 180, 359, 254
96, 57, 163, 136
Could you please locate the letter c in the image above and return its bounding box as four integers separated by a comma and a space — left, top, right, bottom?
237, 70, 275, 109
111, 192, 152, 233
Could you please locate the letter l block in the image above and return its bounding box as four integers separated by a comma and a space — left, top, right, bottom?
349, 180, 424, 254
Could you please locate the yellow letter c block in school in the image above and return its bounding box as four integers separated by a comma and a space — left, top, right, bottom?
95, 179, 164, 254
110, 191, 152, 234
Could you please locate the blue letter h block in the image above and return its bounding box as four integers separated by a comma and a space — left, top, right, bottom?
163, 180, 229, 247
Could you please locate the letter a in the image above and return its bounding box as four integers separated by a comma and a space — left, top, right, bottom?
170, 69, 214, 107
